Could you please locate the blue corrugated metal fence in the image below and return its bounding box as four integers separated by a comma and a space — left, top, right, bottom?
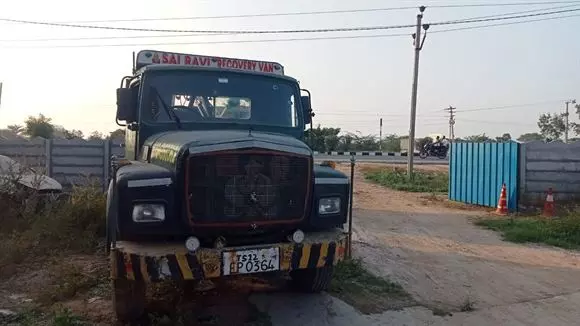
449, 141, 520, 211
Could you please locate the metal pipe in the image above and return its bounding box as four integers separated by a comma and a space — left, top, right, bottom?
109, 155, 118, 253
347, 155, 355, 258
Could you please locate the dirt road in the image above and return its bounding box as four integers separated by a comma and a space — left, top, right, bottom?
252, 164, 580, 325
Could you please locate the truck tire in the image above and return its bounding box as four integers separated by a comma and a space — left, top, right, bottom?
290, 266, 334, 293
113, 279, 146, 323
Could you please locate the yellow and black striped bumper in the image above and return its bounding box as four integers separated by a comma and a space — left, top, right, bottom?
111, 233, 347, 282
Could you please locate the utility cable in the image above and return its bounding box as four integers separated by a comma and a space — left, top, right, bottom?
52, 1, 580, 23
1, 7, 579, 35
3, 3, 577, 43
455, 100, 567, 113
1, 12, 578, 48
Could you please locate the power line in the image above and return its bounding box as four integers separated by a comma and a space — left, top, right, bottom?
315, 112, 444, 117
0, 5, 574, 44
430, 12, 580, 34
51, 1, 580, 23
433, 3, 580, 23
0, 18, 416, 34
430, 7, 580, 27
459, 118, 536, 126
455, 100, 567, 113
1, 7, 579, 35
0, 33, 408, 48
429, 1, 580, 8
59, 7, 418, 23
3, 3, 577, 43
2, 13, 578, 49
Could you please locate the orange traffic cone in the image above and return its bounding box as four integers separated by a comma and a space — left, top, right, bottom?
495, 184, 508, 216
543, 188, 555, 217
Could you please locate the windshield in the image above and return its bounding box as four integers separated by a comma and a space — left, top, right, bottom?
141, 70, 301, 128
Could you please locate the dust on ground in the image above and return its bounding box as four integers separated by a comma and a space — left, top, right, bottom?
0, 257, 279, 325
339, 163, 580, 325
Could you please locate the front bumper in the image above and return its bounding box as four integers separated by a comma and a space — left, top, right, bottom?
110, 229, 347, 282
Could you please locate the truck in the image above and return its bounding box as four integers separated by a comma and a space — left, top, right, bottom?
107, 50, 350, 322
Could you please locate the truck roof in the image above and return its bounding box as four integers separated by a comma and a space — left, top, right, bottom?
135, 50, 285, 77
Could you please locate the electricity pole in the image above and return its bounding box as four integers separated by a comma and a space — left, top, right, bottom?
565, 99, 576, 143
379, 118, 383, 151
444, 106, 456, 140
407, 6, 429, 179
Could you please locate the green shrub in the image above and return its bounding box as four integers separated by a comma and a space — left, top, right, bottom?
0, 184, 106, 269
364, 168, 448, 193
476, 215, 580, 249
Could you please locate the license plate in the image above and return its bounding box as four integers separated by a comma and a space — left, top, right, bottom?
222, 247, 280, 276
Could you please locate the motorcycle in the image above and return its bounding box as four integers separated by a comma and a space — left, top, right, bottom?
419, 142, 448, 159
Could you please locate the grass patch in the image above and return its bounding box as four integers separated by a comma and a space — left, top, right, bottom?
2, 307, 86, 326
0, 185, 106, 273
51, 307, 86, 326
364, 167, 448, 193
329, 258, 413, 314
37, 261, 108, 305
476, 215, 580, 249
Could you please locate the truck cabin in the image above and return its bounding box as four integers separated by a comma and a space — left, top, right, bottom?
116, 50, 313, 160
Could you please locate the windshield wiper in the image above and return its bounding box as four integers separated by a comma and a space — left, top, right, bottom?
150, 86, 182, 129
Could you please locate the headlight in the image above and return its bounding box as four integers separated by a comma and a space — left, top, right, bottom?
318, 197, 341, 215
132, 203, 165, 222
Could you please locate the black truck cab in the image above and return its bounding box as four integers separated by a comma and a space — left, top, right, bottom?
109, 49, 349, 248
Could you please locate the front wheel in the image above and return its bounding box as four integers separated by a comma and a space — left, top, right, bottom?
289, 266, 334, 293
419, 151, 428, 159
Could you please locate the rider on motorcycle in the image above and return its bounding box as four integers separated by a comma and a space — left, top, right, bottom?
433, 136, 442, 148
420, 135, 448, 159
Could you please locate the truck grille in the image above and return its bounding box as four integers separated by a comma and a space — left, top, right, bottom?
186, 150, 311, 225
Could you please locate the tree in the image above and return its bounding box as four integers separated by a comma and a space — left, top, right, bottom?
304, 125, 341, 152
109, 128, 125, 140
537, 113, 566, 140
23, 114, 54, 139
65, 129, 84, 140
464, 134, 491, 142
495, 133, 511, 142
88, 131, 104, 141
380, 134, 401, 152
6, 124, 23, 135
55, 126, 84, 139
517, 132, 544, 142
415, 137, 432, 151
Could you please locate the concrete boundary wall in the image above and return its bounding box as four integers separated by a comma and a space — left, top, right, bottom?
0, 138, 124, 190
520, 141, 580, 207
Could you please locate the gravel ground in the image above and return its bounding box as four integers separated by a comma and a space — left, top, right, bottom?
251, 164, 580, 325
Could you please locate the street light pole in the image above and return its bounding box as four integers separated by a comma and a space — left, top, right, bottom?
407, 6, 428, 179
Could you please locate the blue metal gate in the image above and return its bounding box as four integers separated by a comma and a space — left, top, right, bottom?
449, 141, 520, 211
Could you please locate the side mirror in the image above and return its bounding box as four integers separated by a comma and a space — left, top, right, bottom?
301, 95, 312, 125
116, 88, 136, 122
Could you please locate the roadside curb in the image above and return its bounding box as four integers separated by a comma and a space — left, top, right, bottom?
313, 151, 420, 157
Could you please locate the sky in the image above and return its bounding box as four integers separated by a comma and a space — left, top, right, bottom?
0, 0, 579, 139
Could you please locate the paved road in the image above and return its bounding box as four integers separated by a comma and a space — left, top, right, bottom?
314, 154, 448, 165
